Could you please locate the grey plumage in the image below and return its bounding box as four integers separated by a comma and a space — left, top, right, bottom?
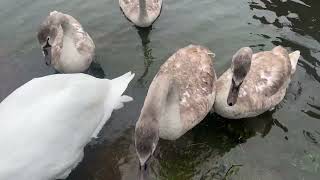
135, 44, 217, 170
37, 11, 95, 73
214, 46, 300, 119
119, 0, 162, 27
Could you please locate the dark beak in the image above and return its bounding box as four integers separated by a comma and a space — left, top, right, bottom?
138, 162, 149, 180
42, 40, 52, 66
43, 47, 52, 65
227, 79, 241, 106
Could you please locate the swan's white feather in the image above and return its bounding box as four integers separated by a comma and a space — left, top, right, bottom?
0, 72, 134, 180
289, 50, 300, 75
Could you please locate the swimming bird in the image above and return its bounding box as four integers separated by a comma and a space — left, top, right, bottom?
214, 46, 300, 119
119, 0, 162, 27
134, 45, 216, 177
37, 11, 95, 73
0, 72, 134, 180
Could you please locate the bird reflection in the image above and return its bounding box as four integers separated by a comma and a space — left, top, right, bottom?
155, 111, 289, 179
86, 60, 106, 78
303, 103, 320, 119
221, 110, 289, 140
135, 26, 155, 84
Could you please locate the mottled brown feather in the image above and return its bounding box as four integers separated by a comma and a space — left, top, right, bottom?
62, 13, 95, 59
215, 46, 293, 119
121, 0, 161, 16
156, 45, 216, 130
38, 11, 95, 72
119, 0, 162, 26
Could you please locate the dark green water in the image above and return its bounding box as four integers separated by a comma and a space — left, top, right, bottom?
0, 0, 319, 179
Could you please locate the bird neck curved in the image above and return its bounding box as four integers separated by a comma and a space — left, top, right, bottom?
139, 0, 148, 20
139, 74, 182, 140
56, 14, 74, 36
142, 74, 175, 122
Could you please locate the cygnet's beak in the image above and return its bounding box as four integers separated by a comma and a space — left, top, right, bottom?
138, 162, 149, 180
43, 47, 51, 65
42, 40, 52, 66
227, 79, 241, 106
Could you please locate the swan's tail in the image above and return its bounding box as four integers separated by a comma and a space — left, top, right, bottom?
289, 50, 300, 75
111, 72, 135, 110
91, 72, 134, 138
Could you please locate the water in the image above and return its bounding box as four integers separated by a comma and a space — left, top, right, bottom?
0, 0, 319, 179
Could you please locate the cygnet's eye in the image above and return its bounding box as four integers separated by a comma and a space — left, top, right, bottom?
43, 37, 51, 48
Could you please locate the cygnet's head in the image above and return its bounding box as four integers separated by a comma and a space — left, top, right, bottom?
135, 112, 159, 180
227, 47, 253, 106
37, 11, 62, 65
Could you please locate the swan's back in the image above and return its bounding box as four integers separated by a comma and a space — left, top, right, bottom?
158, 45, 216, 133
119, 0, 162, 27
0, 73, 134, 179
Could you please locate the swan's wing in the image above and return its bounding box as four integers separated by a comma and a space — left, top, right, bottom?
215, 48, 292, 119
51, 26, 63, 64
62, 13, 95, 58
232, 50, 292, 115
0, 74, 101, 113
0, 73, 132, 179
241, 51, 291, 98
0, 74, 107, 178
159, 45, 216, 129
74, 29, 95, 58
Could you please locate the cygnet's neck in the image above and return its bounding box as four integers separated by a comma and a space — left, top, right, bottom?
140, 74, 182, 140
139, 0, 148, 21
141, 75, 172, 122
54, 13, 74, 36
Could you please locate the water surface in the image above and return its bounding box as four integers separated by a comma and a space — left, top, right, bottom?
0, 0, 319, 179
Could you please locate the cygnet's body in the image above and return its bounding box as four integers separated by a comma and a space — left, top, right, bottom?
214, 46, 300, 119
135, 45, 217, 175
37, 11, 95, 73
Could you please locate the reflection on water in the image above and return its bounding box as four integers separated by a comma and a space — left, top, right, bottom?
0, 0, 319, 179
87, 61, 106, 78
155, 111, 290, 180
136, 26, 155, 85
303, 103, 320, 120
249, 0, 320, 84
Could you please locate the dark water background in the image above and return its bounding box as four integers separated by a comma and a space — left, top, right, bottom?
0, 0, 319, 179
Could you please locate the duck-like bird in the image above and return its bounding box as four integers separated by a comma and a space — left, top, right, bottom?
134, 45, 216, 178
37, 11, 95, 73
214, 46, 300, 119
119, 0, 162, 27
0, 72, 134, 179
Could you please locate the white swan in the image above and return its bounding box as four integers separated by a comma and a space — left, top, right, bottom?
119, 0, 162, 27
0, 72, 134, 180
134, 45, 216, 177
214, 46, 300, 119
37, 11, 95, 73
